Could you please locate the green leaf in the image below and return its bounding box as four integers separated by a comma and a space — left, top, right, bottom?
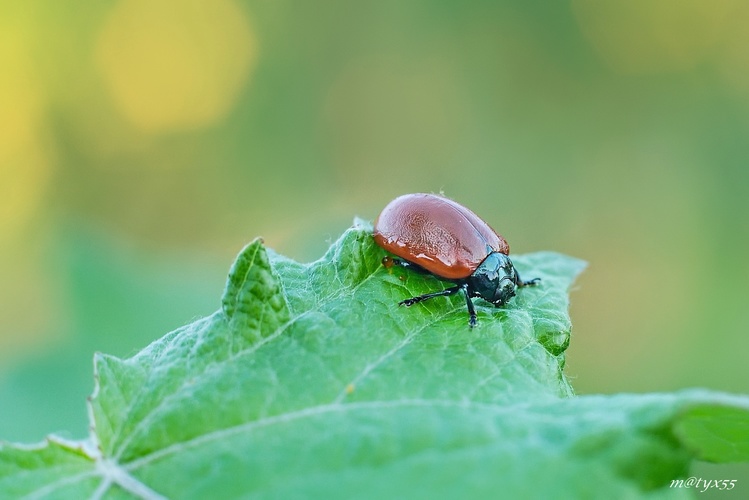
2, 223, 748, 498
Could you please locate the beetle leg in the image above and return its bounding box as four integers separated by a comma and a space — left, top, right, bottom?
399, 285, 461, 307
400, 285, 477, 328
383, 256, 432, 275
517, 275, 541, 287
462, 286, 478, 328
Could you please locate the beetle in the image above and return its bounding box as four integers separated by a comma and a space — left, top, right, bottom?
373, 193, 539, 327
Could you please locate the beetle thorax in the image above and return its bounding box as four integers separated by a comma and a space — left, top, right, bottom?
467, 252, 518, 306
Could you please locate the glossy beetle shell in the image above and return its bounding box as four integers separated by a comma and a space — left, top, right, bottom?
373, 193, 509, 280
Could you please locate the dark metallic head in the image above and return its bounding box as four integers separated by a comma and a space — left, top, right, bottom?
467, 252, 518, 306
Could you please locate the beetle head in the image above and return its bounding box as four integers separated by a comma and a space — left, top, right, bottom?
468, 252, 518, 306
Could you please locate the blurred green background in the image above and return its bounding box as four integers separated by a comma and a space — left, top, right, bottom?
2, 0, 748, 479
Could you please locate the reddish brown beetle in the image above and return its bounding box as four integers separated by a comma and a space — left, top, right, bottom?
373, 193, 539, 327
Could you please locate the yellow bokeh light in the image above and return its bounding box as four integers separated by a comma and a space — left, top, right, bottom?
96, 0, 257, 133
0, 24, 51, 238
572, 0, 741, 74
0, 17, 59, 354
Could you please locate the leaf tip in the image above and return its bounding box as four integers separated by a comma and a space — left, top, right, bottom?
221, 237, 291, 338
